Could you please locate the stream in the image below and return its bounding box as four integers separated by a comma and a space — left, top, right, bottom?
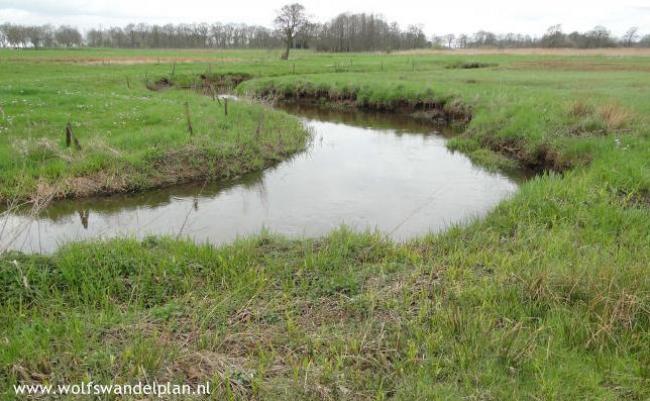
0, 102, 520, 253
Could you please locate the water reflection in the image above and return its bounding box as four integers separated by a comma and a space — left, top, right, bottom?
1, 104, 520, 253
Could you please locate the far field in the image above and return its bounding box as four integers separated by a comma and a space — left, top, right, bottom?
1, 48, 649, 400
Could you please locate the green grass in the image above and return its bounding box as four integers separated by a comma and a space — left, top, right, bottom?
0, 53, 309, 202
1, 48, 650, 399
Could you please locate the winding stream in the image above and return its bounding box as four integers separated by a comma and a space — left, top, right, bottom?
1, 103, 519, 253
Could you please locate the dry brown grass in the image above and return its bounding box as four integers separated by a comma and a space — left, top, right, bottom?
5, 56, 242, 65
83, 57, 243, 65
567, 100, 634, 133
168, 351, 254, 397
568, 100, 594, 118
597, 103, 634, 130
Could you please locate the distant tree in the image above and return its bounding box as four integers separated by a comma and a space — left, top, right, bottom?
406, 25, 428, 48
456, 34, 468, 48
445, 34, 455, 49
566, 31, 585, 47
640, 34, 650, 48
0, 18, 637, 51
430, 35, 445, 49
294, 21, 317, 49
585, 25, 613, 48
541, 24, 566, 47
55, 26, 82, 47
25, 25, 53, 48
470, 30, 497, 47
2, 23, 28, 47
622, 27, 639, 47
86, 28, 104, 47
41, 25, 56, 47
274, 3, 309, 60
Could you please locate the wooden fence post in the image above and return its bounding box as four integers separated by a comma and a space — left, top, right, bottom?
65, 122, 73, 147
184, 102, 194, 136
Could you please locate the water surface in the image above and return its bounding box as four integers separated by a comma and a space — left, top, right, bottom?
1, 103, 519, 253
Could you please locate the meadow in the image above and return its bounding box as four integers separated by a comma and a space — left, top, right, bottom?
1, 48, 649, 400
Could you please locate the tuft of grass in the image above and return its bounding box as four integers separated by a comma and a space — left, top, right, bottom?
567, 99, 594, 118
597, 102, 633, 130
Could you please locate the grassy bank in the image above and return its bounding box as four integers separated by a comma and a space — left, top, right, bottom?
1, 49, 650, 399
238, 66, 646, 172
0, 58, 308, 203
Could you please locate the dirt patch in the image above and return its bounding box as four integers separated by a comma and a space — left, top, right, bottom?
29, 171, 134, 203
168, 351, 254, 396
446, 61, 496, 69
146, 73, 252, 94
21, 145, 294, 204
617, 189, 650, 208
480, 136, 575, 172
146, 77, 173, 91
197, 73, 252, 93
255, 89, 472, 126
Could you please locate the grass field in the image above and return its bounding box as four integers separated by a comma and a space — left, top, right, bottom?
0, 50, 309, 203
1, 48, 649, 400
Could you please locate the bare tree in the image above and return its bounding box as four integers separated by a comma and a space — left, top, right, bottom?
641, 34, 650, 48
586, 25, 613, 48
55, 26, 82, 48
445, 34, 455, 49
541, 24, 565, 47
1, 23, 28, 47
274, 3, 308, 60
457, 34, 468, 48
622, 27, 639, 47
25, 25, 53, 49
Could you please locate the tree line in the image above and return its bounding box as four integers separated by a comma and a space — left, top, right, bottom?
1, 10, 649, 52
0, 17, 429, 52
434, 25, 650, 49
0, 24, 82, 48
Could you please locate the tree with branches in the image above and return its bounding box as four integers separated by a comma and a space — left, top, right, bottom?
622, 27, 639, 47
274, 3, 308, 60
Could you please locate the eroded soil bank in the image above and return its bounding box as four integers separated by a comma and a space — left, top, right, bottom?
201, 74, 559, 178
154, 72, 576, 173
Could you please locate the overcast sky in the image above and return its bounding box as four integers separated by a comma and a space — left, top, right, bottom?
1, 0, 648, 37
